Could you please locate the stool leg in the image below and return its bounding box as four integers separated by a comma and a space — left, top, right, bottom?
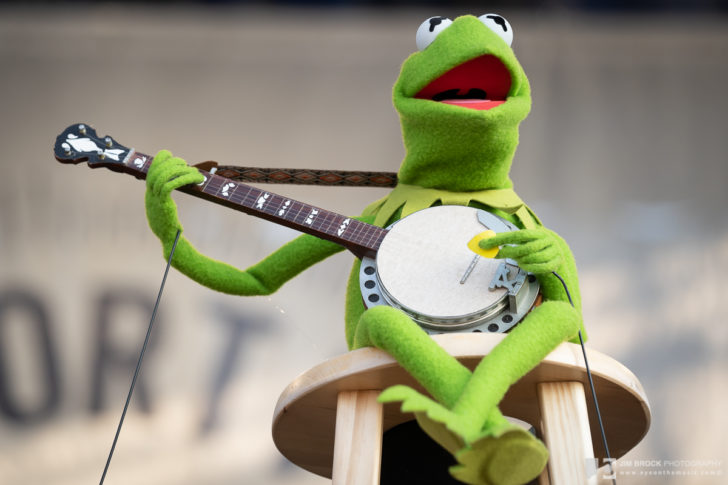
537, 381, 597, 485
332, 390, 383, 485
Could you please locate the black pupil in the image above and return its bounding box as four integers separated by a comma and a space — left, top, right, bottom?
428, 17, 445, 32
486, 15, 507, 32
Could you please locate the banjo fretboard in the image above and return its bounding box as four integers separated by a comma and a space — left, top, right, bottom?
54, 123, 386, 259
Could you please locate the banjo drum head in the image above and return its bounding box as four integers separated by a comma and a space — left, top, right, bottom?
360, 205, 531, 332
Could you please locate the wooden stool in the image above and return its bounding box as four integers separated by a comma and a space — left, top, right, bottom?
272, 333, 651, 484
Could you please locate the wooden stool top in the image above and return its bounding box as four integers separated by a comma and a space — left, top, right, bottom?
272, 333, 651, 478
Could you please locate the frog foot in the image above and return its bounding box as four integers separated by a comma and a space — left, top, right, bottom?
450, 425, 549, 485
379, 385, 548, 485
378, 385, 471, 455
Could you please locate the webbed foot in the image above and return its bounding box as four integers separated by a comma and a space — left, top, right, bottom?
379, 385, 548, 485
451, 425, 548, 485
379, 385, 470, 454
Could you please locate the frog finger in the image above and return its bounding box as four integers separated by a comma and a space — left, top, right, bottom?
519, 261, 561, 275
153, 162, 199, 196
147, 150, 180, 181
148, 156, 176, 195
477, 231, 519, 250
478, 229, 543, 250
518, 245, 562, 264
148, 150, 173, 175
148, 151, 189, 195
160, 170, 205, 197
151, 162, 181, 195
495, 237, 553, 260
517, 252, 563, 274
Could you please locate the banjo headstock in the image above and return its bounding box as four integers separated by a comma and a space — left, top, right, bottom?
54, 123, 132, 171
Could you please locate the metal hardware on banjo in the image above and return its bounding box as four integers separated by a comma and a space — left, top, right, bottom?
359, 206, 540, 334
54, 123, 539, 336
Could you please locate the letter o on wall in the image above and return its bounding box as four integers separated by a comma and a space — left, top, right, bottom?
0, 289, 61, 423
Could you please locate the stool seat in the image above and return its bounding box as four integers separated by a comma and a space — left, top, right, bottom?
272, 333, 650, 481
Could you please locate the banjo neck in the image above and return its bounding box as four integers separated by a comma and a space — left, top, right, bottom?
54, 123, 386, 259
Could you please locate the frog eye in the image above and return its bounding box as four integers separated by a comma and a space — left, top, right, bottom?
478, 14, 513, 47
416, 16, 453, 51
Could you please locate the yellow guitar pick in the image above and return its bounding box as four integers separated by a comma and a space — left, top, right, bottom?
467, 230, 499, 258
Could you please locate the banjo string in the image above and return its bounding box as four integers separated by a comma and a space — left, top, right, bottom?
99, 229, 182, 485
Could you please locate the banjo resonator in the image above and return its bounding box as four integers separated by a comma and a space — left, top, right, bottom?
359, 206, 540, 334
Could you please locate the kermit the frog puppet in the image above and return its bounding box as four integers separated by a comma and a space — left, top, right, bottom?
145, 14, 584, 485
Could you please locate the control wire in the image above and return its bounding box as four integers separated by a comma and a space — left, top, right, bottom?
552, 271, 617, 485
99, 229, 181, 485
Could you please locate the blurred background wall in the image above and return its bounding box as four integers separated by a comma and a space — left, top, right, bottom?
0, 1, 726, 484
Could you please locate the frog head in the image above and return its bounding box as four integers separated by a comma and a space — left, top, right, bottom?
394, 14, 531, 192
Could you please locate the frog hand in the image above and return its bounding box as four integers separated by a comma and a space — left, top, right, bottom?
145, 150, 205, 244
451, 425, 549, 485
478, 227, 564, 275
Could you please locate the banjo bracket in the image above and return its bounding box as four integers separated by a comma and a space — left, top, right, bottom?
489, 261, 531, 315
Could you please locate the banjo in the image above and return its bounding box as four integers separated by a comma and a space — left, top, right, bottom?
54, 123, 539, 334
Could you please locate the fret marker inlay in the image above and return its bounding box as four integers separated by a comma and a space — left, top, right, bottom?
279, 200, 291, 216
256, 193, 270, 209
222, 182, 235, 197
305, 209, 319, 225
338, 218, 351, 236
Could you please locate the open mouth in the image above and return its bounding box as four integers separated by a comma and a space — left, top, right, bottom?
414, 54, 511, 111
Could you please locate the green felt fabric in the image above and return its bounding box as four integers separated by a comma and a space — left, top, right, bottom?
452, 426, 549, 485
354, 305, 472, 408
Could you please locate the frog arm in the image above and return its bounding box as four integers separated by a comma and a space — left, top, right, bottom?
166, 231, 345, 296
146, 150, 345, 296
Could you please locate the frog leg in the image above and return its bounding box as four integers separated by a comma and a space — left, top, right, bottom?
351, 307, 511, 463
450, 301, 580, 484
371, 301, 579, 484
451, 301, 581, 429
353, 305, 471, 410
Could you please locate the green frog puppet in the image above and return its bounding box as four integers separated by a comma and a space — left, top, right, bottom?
145, 14, 584, 485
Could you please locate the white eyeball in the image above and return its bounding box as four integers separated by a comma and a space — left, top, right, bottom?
478, 14, 513, 47
416, 17, 453, 51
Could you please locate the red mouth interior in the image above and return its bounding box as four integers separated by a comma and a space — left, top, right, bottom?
415, 54, 511, 111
